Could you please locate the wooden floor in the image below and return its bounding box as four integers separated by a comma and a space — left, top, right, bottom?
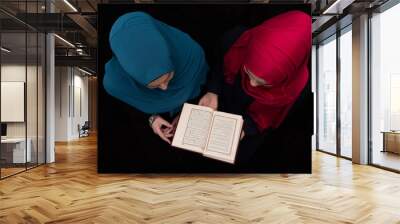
372, 150, 400, 171
1, 134, 400, 224
1, 167, 26, 178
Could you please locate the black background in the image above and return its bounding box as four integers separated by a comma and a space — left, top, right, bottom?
98, 3, 313, 173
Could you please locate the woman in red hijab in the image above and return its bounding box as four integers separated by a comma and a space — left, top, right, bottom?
198, 10, 311, 164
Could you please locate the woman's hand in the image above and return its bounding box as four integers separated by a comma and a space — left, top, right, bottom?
151, 115, 173, 144
164, 114, 180, 137
199, 92, 218, 110
171, 114, 180, 131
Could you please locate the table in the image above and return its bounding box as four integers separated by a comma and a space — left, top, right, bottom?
1, 138, 32, 163
381, 131, 400, 154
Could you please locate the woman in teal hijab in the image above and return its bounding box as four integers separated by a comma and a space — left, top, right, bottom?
103, 11, 209, 143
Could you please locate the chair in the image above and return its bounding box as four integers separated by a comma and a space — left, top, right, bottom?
78, 121, 90, 138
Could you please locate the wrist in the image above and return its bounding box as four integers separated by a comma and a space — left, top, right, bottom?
149, 114, 158, 127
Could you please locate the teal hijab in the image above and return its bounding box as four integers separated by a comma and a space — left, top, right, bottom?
103, 11, 209, 114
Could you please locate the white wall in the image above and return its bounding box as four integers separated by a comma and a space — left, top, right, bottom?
1, 65, 37, 137
1, 63, 46, 164
55, 66, 70, 141
1, 65, 27, 140
55, 66, 89, 141
72, 73, 89, 138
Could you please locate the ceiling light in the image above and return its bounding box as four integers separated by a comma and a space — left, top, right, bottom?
54, 34, 75, 48
78, 67, 93, 76
63, 0, 78, 12
1, 47, 11, 53
322, 0, 355, 15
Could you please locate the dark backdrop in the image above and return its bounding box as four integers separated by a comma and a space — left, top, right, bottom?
98, 3, 313, 173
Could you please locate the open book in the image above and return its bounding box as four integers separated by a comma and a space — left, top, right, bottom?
172, 103, 243, 164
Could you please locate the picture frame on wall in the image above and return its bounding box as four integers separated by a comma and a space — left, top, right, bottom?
97, 3, 313, 173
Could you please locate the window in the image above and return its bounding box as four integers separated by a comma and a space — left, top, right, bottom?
312, 45, 317, 150
0, 1, 47, 179
339, 27, 352, 158
317, 35, 337, 154
370, 2, 400, 171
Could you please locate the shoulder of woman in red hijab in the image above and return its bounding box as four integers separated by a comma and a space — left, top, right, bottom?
259, 10, 311, 29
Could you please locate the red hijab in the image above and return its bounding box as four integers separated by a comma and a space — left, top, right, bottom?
223, 10, 311, 131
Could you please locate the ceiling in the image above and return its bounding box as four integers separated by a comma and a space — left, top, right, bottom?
0, 0, 390, 75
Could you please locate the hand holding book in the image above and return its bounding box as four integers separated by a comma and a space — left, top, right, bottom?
198, 92, 218, 111
240, 130, 245, 140
171, 103, 243, 164
163, 114, 180, 138
199, 92, 245, 140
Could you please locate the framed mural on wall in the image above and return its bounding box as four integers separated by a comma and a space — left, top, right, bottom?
97, 3, 313, 173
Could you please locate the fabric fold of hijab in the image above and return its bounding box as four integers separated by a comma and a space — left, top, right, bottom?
103, 11, 209, 114
223, 10, 311, 131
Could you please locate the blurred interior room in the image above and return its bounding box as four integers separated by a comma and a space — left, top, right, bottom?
0, 0, 400, 223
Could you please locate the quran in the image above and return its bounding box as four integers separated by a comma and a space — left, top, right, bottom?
172, 103, 243, 164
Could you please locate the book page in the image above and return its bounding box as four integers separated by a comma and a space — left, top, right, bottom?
172, 103, 213, 153
206, 115, 237, 154
182, 108, 213, 148
203, 112, 243, 164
